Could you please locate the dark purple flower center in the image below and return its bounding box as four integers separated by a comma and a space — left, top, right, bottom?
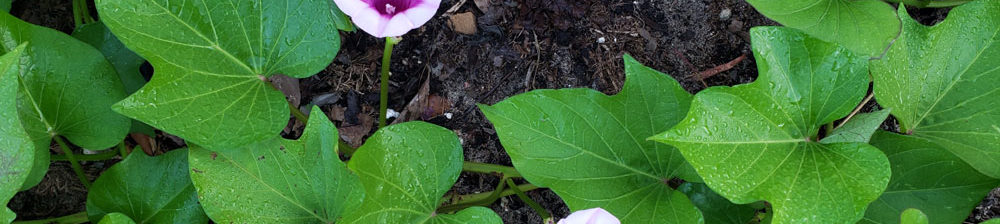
366, 0, 414, 16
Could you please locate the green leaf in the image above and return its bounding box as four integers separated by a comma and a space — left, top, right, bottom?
985, 218, 1000, 224
745, 0, 899, 57
899, 209, 928, 224
0, 44, 32, 224
652, 27, 890, 224
820, 109, 891, 144
678, 182, 761, 224
479, 55, 702, 223
96, 0, 342, 149
328, 0, 354, 31
342, 122, 501, 224
98, 213, 138, 224
86, 149, 208, 224
0, 12, 130, 190
72, 21, 154, 135
189, 105, 362, 223
860, 131, 999, 224
1, 0, 9, 12
870, 1, 1000, 178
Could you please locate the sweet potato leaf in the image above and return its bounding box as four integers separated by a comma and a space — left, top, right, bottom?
860, 131, 999, 224
328, 0, 354, 31
652, 27, 890, 224
678, 182, 761, 224
98, 213, 137, 224
86, 149, 208, 223
480, 55, 702, 223
1, 0, 9, 12
342, 122, 501, 224
189, 106, 362, 223
870, 1, 1000, 178
745, 0, 899, 57
72, 21, 154, 135
820, 110, 891, 144
96, 0, 342, 149
0, 44, 32, 224
0, 12, 130, 191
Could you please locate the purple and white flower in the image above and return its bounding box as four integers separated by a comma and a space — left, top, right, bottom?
558, 208, 620, 224
333, 0, 441, 37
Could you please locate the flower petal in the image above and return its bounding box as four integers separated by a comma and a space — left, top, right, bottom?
401, 0, 439, 28
380, 14, 417, 37
332, 0, 371, 17
351, 8, 391, 37
557, 208, 620, 224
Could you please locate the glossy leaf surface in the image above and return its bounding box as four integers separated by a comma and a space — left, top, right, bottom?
899, 209, 928, 224
96, 0, 342, 149
190, 106, 362, 223
0, 45, 32, 224
860, 131, 999, 224
870, 1, 1000, 178
342, 122, 501, 224
72, 21, 154, 135
87, 149, 208, 224
0, 12, 129, 190
746, 0, 899, 57
652, 27, 890, 224
98, 213, 138, 224
678, 182, 760, 224
820, 110, 891, 144
480, 55, 702, 223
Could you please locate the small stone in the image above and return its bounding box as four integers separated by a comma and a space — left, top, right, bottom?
492, 56, 503, 67
386, 109, 400, 119
719, 9, 732, 21
597, 37, 606, 43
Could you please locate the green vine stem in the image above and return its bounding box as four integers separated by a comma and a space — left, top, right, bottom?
54, 136, 91, 189
505, 178, 551, 220
117, 141, 129, 158
52, 149, 119, 162
379, 37, 401, 128
11, 211, 89, 224
71, 0, 93, 28
438, 179, 542, 214
462, 161, 522, 178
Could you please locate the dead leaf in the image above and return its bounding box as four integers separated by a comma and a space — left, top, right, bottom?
339, 113, 373, 148
448, 12, 477, 35
327, 105, 346, 122
474, 0, 490, 11
393, 75, 452, 124
269, 74, 301, 107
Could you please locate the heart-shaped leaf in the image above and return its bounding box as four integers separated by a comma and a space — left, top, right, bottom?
96, 0, 342, 149
870, 1, 1000, 178
860, 131, 999, 224
328, 0, 354, 31
0, 44, 32, 224
678, 182, 762, 224
0, 12, 130, 190
189, 105, 362, 223
652, 27, 890, 224
98, 213, 138, 224
820, 110, 891, 144
342, 122, 501, 224
479, 55, 702, 223
746, 0, 900, 57
86, 148, 208, 223
1, 0, 9, 12
72, 21, 154, 135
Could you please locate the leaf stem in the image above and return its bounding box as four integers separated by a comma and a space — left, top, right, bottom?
51, 149, 119, 162
117, 141, 129, 158
835, 92, 875, 129
11, 211, 89, 224
53, 136, 91, 189
462, 161, 522, 178
379, 37, 400, 129
288, 102, 309, 123
284, 101, 360, 157
437, 178, 542, 213
505, 178, 551, 220
71, 0, 83, 28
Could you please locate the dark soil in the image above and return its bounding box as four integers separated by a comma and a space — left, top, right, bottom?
7, 0, 999, 223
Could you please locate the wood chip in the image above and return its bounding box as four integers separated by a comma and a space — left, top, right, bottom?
448, 12, 477, 35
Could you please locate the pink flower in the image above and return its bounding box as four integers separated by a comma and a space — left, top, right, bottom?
333, 0, 441, 37
557, 208, 620, 224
